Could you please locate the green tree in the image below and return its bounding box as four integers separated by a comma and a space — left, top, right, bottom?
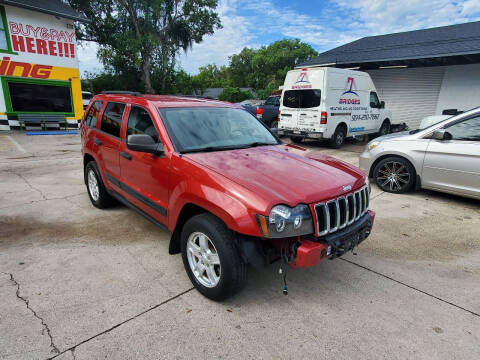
218, 87, 253, 103
191, 64, 230, 94
227, 39, 318, 97
69, 0, 221, 93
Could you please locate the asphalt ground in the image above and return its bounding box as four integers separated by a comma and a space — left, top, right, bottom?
0, 133, 479, 360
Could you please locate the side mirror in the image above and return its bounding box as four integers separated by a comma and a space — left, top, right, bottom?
127, 134, 164, 156
432, 129, 452, 141
380, 101, 385, 109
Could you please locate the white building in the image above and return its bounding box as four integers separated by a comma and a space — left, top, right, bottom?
298, 21, 480, 129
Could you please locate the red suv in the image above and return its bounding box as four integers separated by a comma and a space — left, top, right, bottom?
81, 91, 375, 300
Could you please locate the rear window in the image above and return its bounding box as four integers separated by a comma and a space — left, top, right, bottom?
283, 89, 321, 109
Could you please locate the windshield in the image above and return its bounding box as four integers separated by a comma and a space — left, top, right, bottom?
158, 107, 279, 153
409, 116, 453, 134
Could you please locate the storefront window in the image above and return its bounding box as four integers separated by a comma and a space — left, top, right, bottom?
7, 81, 73, 113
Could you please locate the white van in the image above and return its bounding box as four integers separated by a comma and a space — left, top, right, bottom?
278, 67, 392, 147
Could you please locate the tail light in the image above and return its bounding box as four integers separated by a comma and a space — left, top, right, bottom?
277, 110, 281, 121
256, 108, 264, 115
320, 111, 328, 124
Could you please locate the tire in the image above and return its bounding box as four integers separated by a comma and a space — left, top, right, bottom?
373, 156, 416, 193
290, 136, 303, 143
85, 161, 114, 208
330, 125, 347, 148
181, 213, 247, 301
378, 120, 390, 136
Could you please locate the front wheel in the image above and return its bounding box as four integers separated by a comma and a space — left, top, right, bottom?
181, 213, 247, 301
373, 157, 415, 193
378, 120, 390, 136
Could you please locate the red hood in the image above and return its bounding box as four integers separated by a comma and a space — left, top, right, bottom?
185, 144, 366, 207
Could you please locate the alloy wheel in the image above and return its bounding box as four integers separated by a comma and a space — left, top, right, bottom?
376, 161, 411, 192
87, 169, 100, 201
186, 232, 221, 288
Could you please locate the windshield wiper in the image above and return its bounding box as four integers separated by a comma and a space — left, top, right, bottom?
182, 145, 240, 154
242, 142, 277, 148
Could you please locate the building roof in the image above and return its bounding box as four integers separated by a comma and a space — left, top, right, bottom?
299, 21, 480, 69
0, 0, 90, 22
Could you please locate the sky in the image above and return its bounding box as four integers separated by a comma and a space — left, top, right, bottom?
77, 0, 480, 76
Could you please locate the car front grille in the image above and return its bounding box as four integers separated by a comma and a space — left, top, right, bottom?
314, 186, 370, 237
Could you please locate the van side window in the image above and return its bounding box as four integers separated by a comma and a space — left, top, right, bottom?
127, 106, 159, 143
101, 102, 125, 138
370, 92, 380, 108
84, 101, 103, 128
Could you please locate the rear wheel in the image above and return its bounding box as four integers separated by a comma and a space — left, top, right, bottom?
373, 156, 415, 193
85, 161, 114, 208
181, 213, 247, 301
330, 125, 347, 148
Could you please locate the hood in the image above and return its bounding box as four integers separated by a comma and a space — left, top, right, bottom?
184, 144, 365, 206
374, 131, 412, 141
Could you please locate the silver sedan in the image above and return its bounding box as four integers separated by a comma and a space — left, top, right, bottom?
359, 107, 480, 200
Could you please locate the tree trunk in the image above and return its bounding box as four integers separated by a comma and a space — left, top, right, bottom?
141, 55, 153, 94
161, 44, 167, 91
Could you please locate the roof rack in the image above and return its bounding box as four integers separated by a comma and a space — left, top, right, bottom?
101, 91, 142, 97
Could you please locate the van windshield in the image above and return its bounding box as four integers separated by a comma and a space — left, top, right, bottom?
283, 89, 321, 109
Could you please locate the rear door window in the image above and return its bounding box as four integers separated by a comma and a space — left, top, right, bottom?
84, 101, 103, 128
100, 102, 126, 138
283, 90, 321, 108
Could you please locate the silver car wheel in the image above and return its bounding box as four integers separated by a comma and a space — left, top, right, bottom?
376, 161, 411, 192
87, 169, 100, 201
186, 232, 221, 288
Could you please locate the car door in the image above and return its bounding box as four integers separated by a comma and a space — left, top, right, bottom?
95, 102, 126, 182
422, 115, 480, 198
119, 105, 170, 223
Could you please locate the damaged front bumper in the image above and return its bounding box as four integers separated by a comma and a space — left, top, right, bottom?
290, 210, 375, 268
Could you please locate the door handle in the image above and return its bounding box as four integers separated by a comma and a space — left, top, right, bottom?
94, 138, 102, 146
120, 151, 132, 160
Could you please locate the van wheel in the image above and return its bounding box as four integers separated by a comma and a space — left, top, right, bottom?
290, 136, 303, 143
85, 161, 114, 208
378, 120, 390, 136
330, 125, 347, 148
181, 213, 247, 301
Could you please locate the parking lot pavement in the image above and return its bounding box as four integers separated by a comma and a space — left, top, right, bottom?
0, 133, 479, 360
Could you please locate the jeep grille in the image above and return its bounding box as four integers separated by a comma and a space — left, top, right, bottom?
314, 186, 370, 237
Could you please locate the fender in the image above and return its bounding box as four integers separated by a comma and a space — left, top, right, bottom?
169, 186, 262, 238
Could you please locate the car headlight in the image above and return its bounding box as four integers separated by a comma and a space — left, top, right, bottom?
366, 141, 380, 151
257, 204, 314, 238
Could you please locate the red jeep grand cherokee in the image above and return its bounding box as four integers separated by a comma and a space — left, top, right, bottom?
81, 91, 375, 300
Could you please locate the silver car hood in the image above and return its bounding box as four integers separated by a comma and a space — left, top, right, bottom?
375, 131, 413, 141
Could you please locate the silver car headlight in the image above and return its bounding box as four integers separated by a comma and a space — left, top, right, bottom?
257, 204, 314, 238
